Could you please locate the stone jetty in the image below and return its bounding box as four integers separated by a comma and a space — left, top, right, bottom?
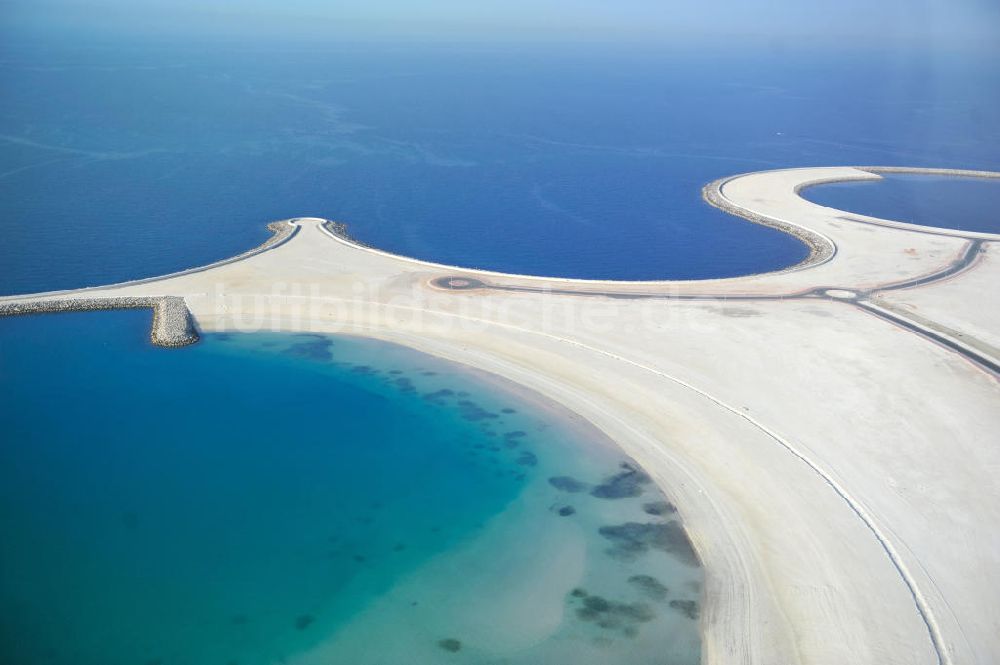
0, 168, 998, 665
0, 296, 198, 347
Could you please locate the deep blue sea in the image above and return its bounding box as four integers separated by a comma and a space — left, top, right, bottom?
2, 40, 999, 293
2, 34, 999, 665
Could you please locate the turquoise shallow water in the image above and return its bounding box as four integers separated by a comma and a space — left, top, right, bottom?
6, 33, 996, 665
0, 311, 703, 664
803, 174, 1000, 234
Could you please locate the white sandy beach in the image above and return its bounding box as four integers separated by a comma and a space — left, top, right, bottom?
3, 166, 999, 664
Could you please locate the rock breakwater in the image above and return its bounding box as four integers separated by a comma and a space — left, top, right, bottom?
0, 296, 198, 347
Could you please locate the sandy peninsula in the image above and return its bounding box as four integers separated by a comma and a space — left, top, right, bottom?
2, 165, 998, 665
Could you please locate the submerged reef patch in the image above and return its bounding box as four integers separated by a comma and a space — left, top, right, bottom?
627, 574, 669, 601
285, 337, 333, 361
642, 500, 677, 516
515, 451, 538, 467
590, 463, 652, 499
598, 521, 699, 566
669, 599, 700, 620
393, 377, 416, 393
456, 400, 499, 422
423, 389, 455, 402
548, 476, 589, 493
437, 638, 462, 653
568, 590, 657, 636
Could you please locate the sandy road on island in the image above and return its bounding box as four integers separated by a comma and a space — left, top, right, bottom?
2, 166, 999, 665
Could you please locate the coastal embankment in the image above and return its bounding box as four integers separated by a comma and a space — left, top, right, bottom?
0, 296, 198, 347
701, 176, 837, 270
1, 166, 998, 665
0, 219, 297, 347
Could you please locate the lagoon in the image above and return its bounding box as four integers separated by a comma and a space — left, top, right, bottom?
0, 311, 702, 664
803, 173, 1000, 234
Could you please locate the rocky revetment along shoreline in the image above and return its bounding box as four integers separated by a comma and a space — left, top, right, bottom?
322, 220, 373, 248
701, 177, 835, 270
0, 220, 301, 348
0, 296, 198, 347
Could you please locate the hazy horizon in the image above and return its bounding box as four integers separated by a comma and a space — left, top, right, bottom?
3, 0, 999, 50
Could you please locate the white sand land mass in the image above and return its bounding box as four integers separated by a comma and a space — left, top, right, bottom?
3, 166, 999, 665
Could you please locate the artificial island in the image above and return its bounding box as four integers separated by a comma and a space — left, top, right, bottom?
2, 166, 998, 665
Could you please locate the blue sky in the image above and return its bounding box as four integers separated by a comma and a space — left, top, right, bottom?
3, 0, 999, 46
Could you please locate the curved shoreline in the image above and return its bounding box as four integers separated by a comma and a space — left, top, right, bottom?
2, 166, 996, 303
796, 166, 1000, 240
0, 219, 298, 301
0, 219, 296, 347
320, 202, 821, 285
860, 166, 1000, 179
1, 166, 998, 664
321, 165, 998, 289
700, 174, 837, 271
